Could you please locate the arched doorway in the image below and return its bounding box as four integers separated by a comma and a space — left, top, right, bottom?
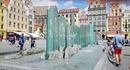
102, 34, 105, 40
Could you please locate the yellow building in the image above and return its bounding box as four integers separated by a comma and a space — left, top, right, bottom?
123, 10, 130, 38
0, 0, 6, 39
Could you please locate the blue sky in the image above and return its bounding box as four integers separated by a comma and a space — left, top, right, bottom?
31, 0, 130, 13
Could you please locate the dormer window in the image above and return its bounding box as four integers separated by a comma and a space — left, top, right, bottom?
96, 1, 98, 4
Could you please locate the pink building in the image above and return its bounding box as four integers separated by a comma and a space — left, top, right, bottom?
79, 9, 88, 26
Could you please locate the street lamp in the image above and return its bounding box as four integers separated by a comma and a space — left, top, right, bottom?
123, 19, 128, 39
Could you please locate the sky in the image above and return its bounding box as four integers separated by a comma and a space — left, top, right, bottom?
31, 0, 130, 14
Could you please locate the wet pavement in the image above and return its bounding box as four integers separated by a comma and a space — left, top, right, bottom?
0, 44, 105, 70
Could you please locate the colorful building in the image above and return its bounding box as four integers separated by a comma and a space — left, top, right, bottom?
88, 0, 107, 38
107, 3, 124, 37
79, 9, 88, 26
4, 0, 28, 36
123, 10, 130, 38
58, 8, 80, 26
0, 0, 7, 39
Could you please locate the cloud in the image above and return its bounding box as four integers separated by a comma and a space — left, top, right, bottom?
67, 6, 77, 9
84, 7, 88, 14
119, 3, 130, 12
64, 1, 73, 6
31, 0, 59, 6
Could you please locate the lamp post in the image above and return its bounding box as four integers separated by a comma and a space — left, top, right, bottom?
124, 19, 128, 39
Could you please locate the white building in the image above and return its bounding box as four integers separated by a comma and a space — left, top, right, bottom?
24, 0, 34, 33
5, 0, 28, 34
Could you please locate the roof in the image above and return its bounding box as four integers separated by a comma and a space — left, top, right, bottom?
88, 0, 106, 7
123, 10, 130, 13
34, 24, 42, 31
33, 6, 57, 16
4, 0, 10, 7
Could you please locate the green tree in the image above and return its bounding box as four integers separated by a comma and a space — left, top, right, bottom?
40, 23, 44, 33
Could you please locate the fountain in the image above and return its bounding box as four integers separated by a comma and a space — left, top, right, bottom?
43, 7, 98, 59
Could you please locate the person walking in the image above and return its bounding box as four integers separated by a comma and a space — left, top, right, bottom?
112, 30, 124, 67
19, 33, 25, 51
30, 35, 35, 49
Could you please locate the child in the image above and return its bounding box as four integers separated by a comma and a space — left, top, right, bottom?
108, 41, 114, 58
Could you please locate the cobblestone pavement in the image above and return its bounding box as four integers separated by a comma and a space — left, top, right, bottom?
0, 40, 46, 55
0, 44, 105, 70
106, 46, 130, 70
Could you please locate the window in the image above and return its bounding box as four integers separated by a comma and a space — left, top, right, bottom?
96, 1, 98, 4
14, 8, 16, 12
93, 22, 96, 26
1, 16, 3, 21
109, 28, 110, 30
21, 24, 23, 28
29, 15, 32, 19
25, 25, 27, 29
75, 19, 76, 22
66, 14, 68, 17
128, 19, 130, 22
18, 9, 20, 13
98, 5, 100, 8
13, 22, 15, 27
102, 16, 105, 20
102, 28, 104, 32
120, 9, 122, 12
1, 24, 3, 29
102, 21, 105, 26
9, 22, 11, 27
29, 21, 32, 25
22, 17, 23, 21
112, 23, 114, 25
9, 14, 11, 18
94, 17, 96, 20
94, 5, 96, 8
116, 13, 117, 15
112, 10, 113, 12
115, 22, 117, 25
98, 21, 100, 25
94, 28, 96, 32
116, 10, 117, 12
74, 14, 76, 17
14, 15, 16, 19
112, 28, 114, 30
1, 9, 3, 13
18, 16, 19, 20
17, 23, 20, 28
89, 17, 92, 20
98, 28, 100, 32
29, 27, 32, 33
11, 7, 13, 11
98, 16, 100, 20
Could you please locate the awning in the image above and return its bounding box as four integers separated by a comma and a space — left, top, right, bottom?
28, 33, 39, 38
107, 35, 124, 37
14, 32, 29, 37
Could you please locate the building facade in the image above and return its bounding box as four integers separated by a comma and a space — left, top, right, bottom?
88, 0, 107, 38
0, 0, 6, 39
34, 6, 57, 38
107, 3, 124, 37
79, 9, 88, 26
58, 8, 80, 26
5, 0, 28, 36
25, 0, 34, 33
123, 10, 130, 37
